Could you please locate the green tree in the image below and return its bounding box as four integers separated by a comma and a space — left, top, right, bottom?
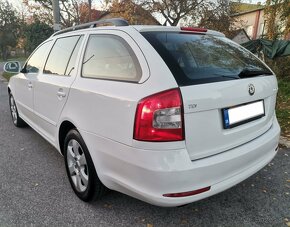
25, 0, 91, 27
23, 19, 53, 53
0, 1, 20, 60
264, 0, 290, 40
142, 0, 206, 26
198, 0, 239, 37
107, 0, 159, 25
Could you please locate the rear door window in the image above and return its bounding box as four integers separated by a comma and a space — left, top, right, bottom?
142, 32, 272, 86
44, 35, 83, 76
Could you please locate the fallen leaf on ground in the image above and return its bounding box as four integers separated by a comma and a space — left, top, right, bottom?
181, 219, 188, 224
147, 223, 153, 227
103, 204, 112, 208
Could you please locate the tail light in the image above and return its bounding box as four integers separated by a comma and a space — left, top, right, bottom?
133, 88, 184, 142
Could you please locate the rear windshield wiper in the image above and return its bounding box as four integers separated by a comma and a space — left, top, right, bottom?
211, 73, 239, 80
221, 75, 239, 79
238, 68, 272, 78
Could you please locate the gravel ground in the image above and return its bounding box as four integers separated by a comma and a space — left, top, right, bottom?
0, 80, 289, 226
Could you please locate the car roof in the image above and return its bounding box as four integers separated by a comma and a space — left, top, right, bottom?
51, 18, 225, 38
131, 25, 225, 37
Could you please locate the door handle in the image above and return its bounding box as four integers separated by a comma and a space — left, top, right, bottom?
57, 90, 66, 98
28, 82, 33, 89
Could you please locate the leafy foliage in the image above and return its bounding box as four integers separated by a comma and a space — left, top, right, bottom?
78, 2, 106, 23
108, 0, 159, 25
23, 19, 53, 53
276, 78, 290, 138
142, 0, 206, 26
24, 0, 94, 27
264, 0, 290, 40
0, 1, 20, 60
198, 0, 239, 37
266, 56, 290, 137
266, 56, 290, 79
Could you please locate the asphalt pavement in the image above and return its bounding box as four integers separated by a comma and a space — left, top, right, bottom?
0, 62, 5, 75
0, 79, 289, 226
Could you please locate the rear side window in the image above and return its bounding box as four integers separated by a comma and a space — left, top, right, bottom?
142, 32, 271, 86
82, 35, 141, 82
44, 36, 83, 76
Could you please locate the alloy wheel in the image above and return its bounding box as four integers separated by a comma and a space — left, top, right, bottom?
10, 96, 18, 124
66, 139, 89, 192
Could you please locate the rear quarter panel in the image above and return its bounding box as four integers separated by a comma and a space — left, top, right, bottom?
58, 28, 179, 146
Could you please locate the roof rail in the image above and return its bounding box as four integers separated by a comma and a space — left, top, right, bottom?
51, 18, 129, 37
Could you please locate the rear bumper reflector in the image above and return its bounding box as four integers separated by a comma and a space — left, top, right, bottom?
163, 186, 211, 197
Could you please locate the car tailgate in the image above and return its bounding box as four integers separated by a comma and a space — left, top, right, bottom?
180, 76, 278, 160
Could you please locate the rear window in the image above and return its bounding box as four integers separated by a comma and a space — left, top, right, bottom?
142, 32, 272, 86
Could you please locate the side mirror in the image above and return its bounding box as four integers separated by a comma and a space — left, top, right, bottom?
3, 61, 21, 73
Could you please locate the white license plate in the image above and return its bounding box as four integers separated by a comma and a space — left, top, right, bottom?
223, 100, 265, 129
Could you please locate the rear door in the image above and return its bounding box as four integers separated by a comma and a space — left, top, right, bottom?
142, 32, 278, 160
33, 35, 84, 143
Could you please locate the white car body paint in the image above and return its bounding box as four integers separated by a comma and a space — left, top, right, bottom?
8, 24, 280, 207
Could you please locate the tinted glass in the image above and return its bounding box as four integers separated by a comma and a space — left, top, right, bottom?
44, 36, 80, 76
82, 35, 141, 82
142, 32, 272, 86
25, 41, 52, 73
65, 36, 84, 76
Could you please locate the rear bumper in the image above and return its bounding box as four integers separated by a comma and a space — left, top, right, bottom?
80, 117, 280, 207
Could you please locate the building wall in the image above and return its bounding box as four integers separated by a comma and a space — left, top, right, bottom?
233, 10, 265, 39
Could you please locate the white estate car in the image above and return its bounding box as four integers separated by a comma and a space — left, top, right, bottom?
5, 19, 280, 207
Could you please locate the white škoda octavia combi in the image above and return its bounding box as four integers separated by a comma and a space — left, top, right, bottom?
5, 19, 280, 207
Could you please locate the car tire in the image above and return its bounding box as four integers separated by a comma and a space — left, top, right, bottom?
9, 93, 27, 127
64, 129, 107, 202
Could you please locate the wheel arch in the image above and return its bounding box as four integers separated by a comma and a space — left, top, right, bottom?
58, 120, 77, 155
